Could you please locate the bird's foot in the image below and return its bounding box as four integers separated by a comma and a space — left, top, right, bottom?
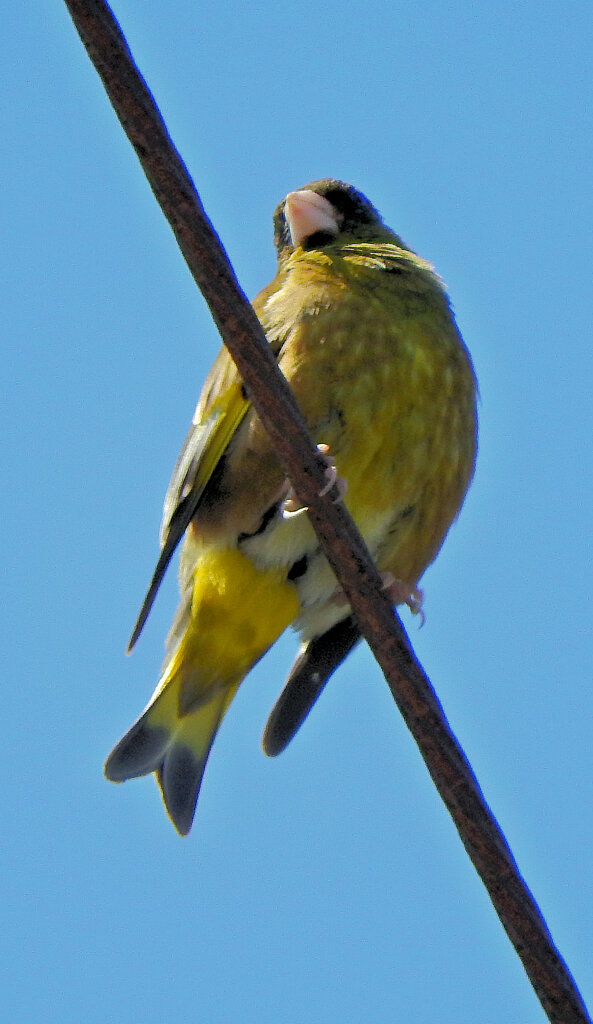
331, 573, 425, 622
282, 444, 347, 519
381, 573, 426, 625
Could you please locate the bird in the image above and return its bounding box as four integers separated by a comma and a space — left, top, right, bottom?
104, 179, 478, 835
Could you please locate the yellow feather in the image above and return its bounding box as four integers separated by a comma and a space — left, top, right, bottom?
105, 548, 299, 834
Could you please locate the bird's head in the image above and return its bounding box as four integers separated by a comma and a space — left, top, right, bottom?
273, 179, 389, 258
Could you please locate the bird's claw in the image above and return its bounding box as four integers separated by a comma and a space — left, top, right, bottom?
380, 573, 426, 626
316, 443, 347, 500
282, 444, 347, 519
330, 573, 425, 624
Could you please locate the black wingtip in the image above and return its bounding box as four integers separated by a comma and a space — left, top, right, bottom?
127, 545, 178, 653
127, 494, 202, 652
262, 616, 361, 756
127, 550, 171, 652
127, 598, 151, 653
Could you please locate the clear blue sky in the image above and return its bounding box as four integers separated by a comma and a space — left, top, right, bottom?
3, 2, 592, 1021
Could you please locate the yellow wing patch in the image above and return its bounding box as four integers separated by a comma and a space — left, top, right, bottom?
190, 380, 251, 502
128, 377, 252, 652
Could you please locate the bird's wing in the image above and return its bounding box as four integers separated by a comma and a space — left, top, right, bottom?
128, 352, 251, 652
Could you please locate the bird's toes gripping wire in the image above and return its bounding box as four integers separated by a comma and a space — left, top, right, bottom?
380, 572, 426, 625
281, 443, 347, 519
330, 571, 425, 624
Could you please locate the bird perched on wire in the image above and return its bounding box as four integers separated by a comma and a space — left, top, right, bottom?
104, 179, 478, 835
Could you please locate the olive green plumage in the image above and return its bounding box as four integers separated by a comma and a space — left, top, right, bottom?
105, 179, 478, 834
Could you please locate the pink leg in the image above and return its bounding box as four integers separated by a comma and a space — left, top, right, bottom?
381, 573, 425, 624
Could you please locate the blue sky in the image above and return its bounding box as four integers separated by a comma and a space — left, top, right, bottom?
3, 2, 592, 1021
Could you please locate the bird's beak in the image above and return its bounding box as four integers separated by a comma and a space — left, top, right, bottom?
285, 190, 341, 247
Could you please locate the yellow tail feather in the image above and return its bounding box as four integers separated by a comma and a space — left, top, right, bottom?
105, 547, 300, 834
104, 676, 237, 835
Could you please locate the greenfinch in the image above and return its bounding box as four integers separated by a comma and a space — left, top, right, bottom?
105, 180, 478, 835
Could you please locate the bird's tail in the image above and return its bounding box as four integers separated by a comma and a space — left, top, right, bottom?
104, 666, 238, 836
105, 546, 301, 834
